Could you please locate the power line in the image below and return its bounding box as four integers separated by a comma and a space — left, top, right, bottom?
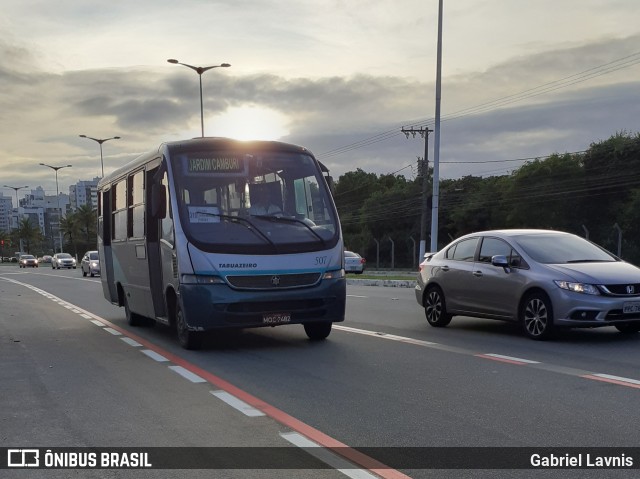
317, 51, 640, 161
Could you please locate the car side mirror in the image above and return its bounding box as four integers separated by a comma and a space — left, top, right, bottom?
491, 255, 511, 272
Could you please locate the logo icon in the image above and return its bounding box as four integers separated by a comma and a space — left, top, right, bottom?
627, 285, 635, 294
271, 275, 281, 287
8, 449, 40, 467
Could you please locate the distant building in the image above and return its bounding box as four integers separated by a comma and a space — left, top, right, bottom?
22, 186, 70, 252
0, 193, 12, 233
69, 177, 99, 210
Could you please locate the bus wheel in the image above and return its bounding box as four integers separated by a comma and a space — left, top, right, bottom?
304, 322, 332, 340
124, 294, 144, 327
176, 302, 202, 350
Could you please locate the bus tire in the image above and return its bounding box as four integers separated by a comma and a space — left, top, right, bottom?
124, 294, 144, 327
304, 321, 332, 340
176, 302, 202, 350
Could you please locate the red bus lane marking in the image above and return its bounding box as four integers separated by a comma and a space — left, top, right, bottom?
581, 374, 640, 390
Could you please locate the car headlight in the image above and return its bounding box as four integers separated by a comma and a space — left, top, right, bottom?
554, 280, 600, 295
91, 262, 98, 267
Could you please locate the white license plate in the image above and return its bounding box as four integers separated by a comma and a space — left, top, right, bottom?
623, 302, 640, 314
263, 312, 291, 325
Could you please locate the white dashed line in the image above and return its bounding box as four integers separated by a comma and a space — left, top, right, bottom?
91, 320, 106, 327
211, 390, 265, 417
168, 365, 206, 383
478, 353, 541, 365
121, 337, 143, 347
141, 349, 169, 362
80, 314, 93, 319
103, 327, 122, 336
280, 432, 379, 479
334, 325, 437, 346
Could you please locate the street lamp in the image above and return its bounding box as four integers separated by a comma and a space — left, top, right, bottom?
3, 185, 29, 231
167, 58, 231, 137
79, 135, 121, 177
39, 163, 72, 253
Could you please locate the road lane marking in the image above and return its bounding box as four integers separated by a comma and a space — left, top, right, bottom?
121, 337, 143, 347
334, 325, 437, 346
90, 320, 105, 327
582, 373, 640, 389
211, 391, 265, 417
476, 353, 541, 365
168, 365, 207, 383
347, 295, 368, 298
280, 432, 379, 479
141, 349, 169, 362
103, 327, 122, 336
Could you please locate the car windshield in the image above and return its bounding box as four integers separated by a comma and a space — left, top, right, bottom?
89, 252, 99, 260
22, 255, 35, 259
345, 251, 360, 258
514, 233, 617, 264
171, 149, 339, 254
57, 253, 72, 259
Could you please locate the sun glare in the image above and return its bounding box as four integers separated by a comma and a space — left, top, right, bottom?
207, 106, 290, 141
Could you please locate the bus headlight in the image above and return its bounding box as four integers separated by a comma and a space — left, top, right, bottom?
322, 269, 345, 280
182, 274, 226, 285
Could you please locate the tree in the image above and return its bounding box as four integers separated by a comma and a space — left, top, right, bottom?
15, 217, 41, 254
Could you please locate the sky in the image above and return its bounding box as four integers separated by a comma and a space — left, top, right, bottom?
1, 0, 639, 205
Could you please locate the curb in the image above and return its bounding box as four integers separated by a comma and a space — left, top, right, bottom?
346, 278, 416, 288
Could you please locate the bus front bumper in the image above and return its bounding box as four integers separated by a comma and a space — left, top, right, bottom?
178, 278, 346, 331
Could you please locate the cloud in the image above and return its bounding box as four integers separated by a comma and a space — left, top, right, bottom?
0, 28, 639, 196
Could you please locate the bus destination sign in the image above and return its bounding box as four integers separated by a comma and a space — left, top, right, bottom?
186, 156, 245, 174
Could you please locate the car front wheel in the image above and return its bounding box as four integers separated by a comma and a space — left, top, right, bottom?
520, 292, 554, 340
424, 286, 452, 327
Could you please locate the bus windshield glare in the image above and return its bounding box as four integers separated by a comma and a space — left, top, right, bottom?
171, 150, 338, 254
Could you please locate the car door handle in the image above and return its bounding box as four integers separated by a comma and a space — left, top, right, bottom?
473, 270, 483, 277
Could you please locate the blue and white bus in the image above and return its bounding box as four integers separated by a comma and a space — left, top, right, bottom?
97, 138, 346, 349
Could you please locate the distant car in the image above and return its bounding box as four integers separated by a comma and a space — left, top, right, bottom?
81, 250, 100, 277
415, 229, 640, 340
19, 254, 38, 268
344, 250, 366, 274
52, 253, 77, 269
41, 255, 52, 264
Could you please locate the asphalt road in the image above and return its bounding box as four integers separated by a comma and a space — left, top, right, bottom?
2, 267, 640, 478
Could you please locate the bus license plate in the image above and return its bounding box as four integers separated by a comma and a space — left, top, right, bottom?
263, 312, 291, 325
623, 302, 640, 314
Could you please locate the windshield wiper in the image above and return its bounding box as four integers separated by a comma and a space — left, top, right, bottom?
194, 212, 276, 249
251, 215, 328, 247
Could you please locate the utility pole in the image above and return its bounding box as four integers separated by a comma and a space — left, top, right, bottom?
402, 126, 433, 263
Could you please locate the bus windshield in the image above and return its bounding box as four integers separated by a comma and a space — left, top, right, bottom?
170, 150, 339, 254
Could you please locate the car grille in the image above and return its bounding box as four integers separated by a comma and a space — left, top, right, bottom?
226, 272, 321, 290
600, 283, 640, 296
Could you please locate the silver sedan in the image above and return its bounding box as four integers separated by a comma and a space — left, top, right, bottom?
415, 229, 640, 339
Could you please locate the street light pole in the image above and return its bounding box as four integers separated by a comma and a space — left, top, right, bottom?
79, 135, 121, 177
3, 185, 29, 232
39, 163, 72, 253
167, 58, 231, 137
